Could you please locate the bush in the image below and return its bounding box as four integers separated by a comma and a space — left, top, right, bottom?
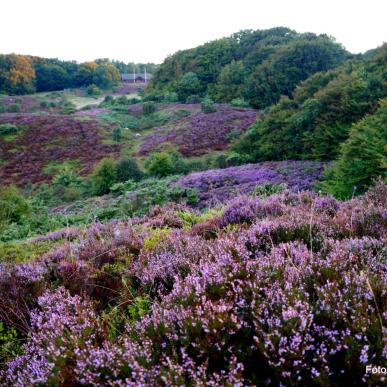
201, 97, 217, 113
230, 98, 249, 108
116, 95, 128, 105
145, 152, 174, 177
0, 321, 22, 365
163, 92, 179, 102
115, 157, 143, 182
86, 84, 101, 96
91, 158, 117, 195
40, 101, 48, 108
110, 180, 138, 196
0, 124, 19, 136
7, 103, 20, 113
142, 101, 156, 115
103, 95, 114, 104
0, 186, 30, 225
250, 182, 288, 197
186, 95, 201, 104
112, 127, 121, 143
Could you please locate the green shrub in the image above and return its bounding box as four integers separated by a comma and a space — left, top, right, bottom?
201, 97, 217, 113
91, 158, 117, 195
250, 182, 288, 198
142, 101, 156, 115
163, 91, 179, 102
0, 124, 19, 136
40, 101, 48, 108
116, 95, 128, 105
110, 180, 138, 196
86, 84, 101, 96
230, 98, 249, 108
112, 127, 122, 143
186, 95, 201, 104
7, 103, 20, 113
0, 321, 22, 365
0, 186, 30, 225
145, 152, 174, 177
103, 95, 114, 104
115, 157, 143, 182
225, 128, 242, 142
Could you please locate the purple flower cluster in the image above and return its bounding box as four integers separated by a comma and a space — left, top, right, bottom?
176, 160, 325, 207
138, 105, 258, 156
0, 183, 386, 385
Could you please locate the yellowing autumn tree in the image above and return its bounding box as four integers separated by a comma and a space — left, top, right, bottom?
6, 54, 36, 93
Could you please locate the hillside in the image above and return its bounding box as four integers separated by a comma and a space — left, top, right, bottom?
147, 27, 349, 108
0, 25, 386, 386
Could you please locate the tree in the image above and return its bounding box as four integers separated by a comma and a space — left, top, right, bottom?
91, 158, 117, 195
1, 54, 35, 94
176, 72, 201, 102
93, 64, 120, 89
116, 158, 143, 182
145, 152, 174, 177
214, 60, 246, 101
320, 99, 387, 199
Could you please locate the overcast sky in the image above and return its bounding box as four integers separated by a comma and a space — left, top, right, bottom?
1, 0, 386, 63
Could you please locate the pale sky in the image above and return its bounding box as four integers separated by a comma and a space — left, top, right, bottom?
1, 0, 386, 64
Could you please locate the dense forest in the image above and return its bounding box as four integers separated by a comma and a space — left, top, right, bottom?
146, 27, 351, 107
0, 55, 157, 94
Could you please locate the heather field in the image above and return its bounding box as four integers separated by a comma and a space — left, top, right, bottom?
0, 114, 119, 185
0, 182, 385, 385
139, 104, 259, 156
175, 161, 325, 207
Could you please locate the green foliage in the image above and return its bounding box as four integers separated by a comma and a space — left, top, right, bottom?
214, 60, 246, 102
7, 103, 20, 113
112, 127, 122, 143
162, 91, 179, 102
145, 152, 174, 177
86, 84, 101, 96
201, 97, 217, 113
245, 37, 348, 108
110, 180, 138, 196
59, 98, 76, 114
0, 123, 19, 136
92, 158, 117, 195
230, 97, 249, 108
142, 101, 156, 115
250, 182, 288, 197
185, 95, 201, 104
233, 45, 387, 162
0, 186, 30, 225
176, 72, 202, 102
115, 157, 143, 183
0, 321, 22, 366
93, 64, 120, 89
320, 99, 387, 198
147, 28, 348, 107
